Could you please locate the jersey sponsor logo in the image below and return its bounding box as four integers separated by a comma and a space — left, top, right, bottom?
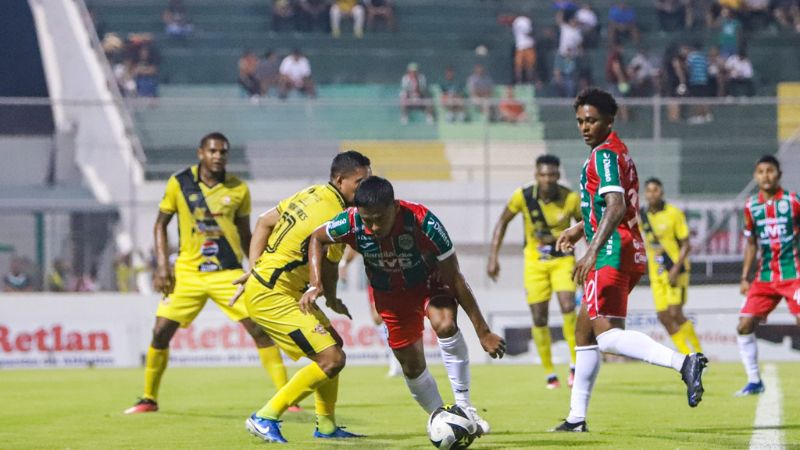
368, 252, 418, 270
427, 218, 452, 247
398, 234, 414, 250
330, 217, 348, 229
760, 223, 788, 239
312, 324, 329, 335
199, 261, 220, 272
201, 240, 219, 257
602, 152, 613, 182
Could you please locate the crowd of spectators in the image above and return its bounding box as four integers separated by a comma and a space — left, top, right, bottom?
239, 49, 317, 100
103, 33, 161, 98
270, 0, 395, 36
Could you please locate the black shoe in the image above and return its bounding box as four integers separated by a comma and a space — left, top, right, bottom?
680, 353, 709, 407
551, 420, 588, 432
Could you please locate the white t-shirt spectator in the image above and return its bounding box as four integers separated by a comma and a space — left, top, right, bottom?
558, 23, 583, 56
512, 16, 535, 50
576, 7, 598, 30
725, 55, 753, 80
280, 55, 312, 87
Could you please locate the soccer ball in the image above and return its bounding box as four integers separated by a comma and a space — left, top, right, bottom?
427, 404, 477, 450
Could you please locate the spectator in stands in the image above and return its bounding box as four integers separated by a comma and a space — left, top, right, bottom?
238, 50, 261, 98
163, 0, 193, 38
741, 0, 771, 30
115, 252, 135, 293
606, 43, 629, 121
725, 47, 755, 96
400, 62, 434, 124
511, 15, 537, 85
46, 258, 71, 292
686, 41, 713, 124
655, 0, 686, 31
440, 67, 468, 122
365, 0, 395, 32
272, 0, 297, 31
134, 45, 160, 98
608, 1, 640, 45
3, 257, 33, 292
296, 0, 330, 32
552, 0, 578, 13
575, 3, 600, 48
773, 0, 800, 32
707, 45, 726, 96
498, 86, 527, 123
627, 46, 658, 96
330, 0, 365, 38
467, 63, 496, 119
256, 50, 281, 97
686, 0, 714, 29
715, 7, 743, 57
73, 266, 99, 292
279, 49, 317, 99
553, 49, 580, 98
556, 8, 583, 58
662, 42, 688, 122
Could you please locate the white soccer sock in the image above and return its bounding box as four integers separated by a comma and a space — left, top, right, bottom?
404, 368, 445, 413
566, 345, 601, 423
597, 328, 685, 371
438, 330, 471, 408
737, 333, 761, 383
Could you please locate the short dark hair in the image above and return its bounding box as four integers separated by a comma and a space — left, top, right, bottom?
354, 176, 395, 209
199, 132, 229, 148
574, 87, 618, 118
330, 150, 371, 179
645, 177, 663, 187
756, 154, 781, 172
536, 154, 561, 167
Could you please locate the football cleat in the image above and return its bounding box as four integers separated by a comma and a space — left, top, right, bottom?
286, 405, 304, 413
124, 398, 158, 415
551, 420, 588, 432
735, 381, 765, 397
546, 375, 561, 390
464, 405, 491, 436
313, 426, 365, 439
680, 353, 709, 407
568, 367, 576, 388
245, 413, 288, 443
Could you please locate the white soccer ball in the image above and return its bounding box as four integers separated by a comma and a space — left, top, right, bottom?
427, 405, 477, 450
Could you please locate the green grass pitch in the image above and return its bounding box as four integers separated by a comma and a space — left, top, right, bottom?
2, 363, 799, 449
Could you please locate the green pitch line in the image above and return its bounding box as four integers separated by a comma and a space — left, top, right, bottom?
1, 363, 797, 449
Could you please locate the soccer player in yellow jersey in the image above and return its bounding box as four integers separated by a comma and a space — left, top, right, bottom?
230, 151, 371, 443
487, 154, 581, 389
641, 178, 702, 354
125, 132, 290, 414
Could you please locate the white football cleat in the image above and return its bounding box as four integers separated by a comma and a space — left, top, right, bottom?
463, 405, 490, 436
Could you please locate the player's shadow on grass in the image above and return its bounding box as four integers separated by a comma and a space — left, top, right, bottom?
158, 410, 315, 423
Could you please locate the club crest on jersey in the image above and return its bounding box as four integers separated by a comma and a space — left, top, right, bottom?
222, 196, 231, 205
778, 200, 790, 215
312, 324, 329, 335
398, 234, 414, 250
201, 240, 219, 257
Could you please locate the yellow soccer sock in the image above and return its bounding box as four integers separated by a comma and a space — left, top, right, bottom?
669, 328, 691, 354
680, 321, 703, 353
315, 375, 339, 434
258, 345, 288, 390
532, 326, 555, 375
257, 362, 329, 419
561, 311, 578, 367
143, 346, 169, 401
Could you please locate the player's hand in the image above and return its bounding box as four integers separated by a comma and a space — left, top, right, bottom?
228, 271, 251, 306
486, 258, 500, 282
479, 332, 506, 359
153, 265, 175, 296
573, 249, 597, 286
557, 224, 583, 253
668, 267, 681, 287
299, 285, 323, 315
740, 278, 750, 296
325, 297, 352, 319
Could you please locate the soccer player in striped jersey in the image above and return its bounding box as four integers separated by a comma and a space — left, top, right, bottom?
302, 176, 506, 436
736, 155, 800, 396
552, 89, 707, 432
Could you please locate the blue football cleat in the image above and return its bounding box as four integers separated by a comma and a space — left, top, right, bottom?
736, 381, 765, 397
313, 426, 366, 439
245, 413, 288, 443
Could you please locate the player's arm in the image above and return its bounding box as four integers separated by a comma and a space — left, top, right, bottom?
229, 208, 280, 305
668, 237, 691, 286
487, 207, 518, 282
234, 215, 252, 258
740, 234, 758, 295
556, 220, 585, 253
299, 226, 352, 318
573, 192, 625, 285
339, 245, 358, 283
438, 254, 506, 359
153, 211, 175, 296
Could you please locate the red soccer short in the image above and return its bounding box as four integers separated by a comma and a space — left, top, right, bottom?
740, 279, 800, 320
584, 266, 643, 320
369, 282, 452, 349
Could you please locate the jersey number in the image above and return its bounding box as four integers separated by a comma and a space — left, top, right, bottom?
265, 212, 297, 253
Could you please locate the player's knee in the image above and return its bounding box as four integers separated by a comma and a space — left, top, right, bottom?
400, 358, 426, 379
151, 325, 176, 349
737, 320, 755, 335
246, 325, 273, 347
432, 318, 457, 338
532, 314, 548, 328
316, 346, 346, 376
